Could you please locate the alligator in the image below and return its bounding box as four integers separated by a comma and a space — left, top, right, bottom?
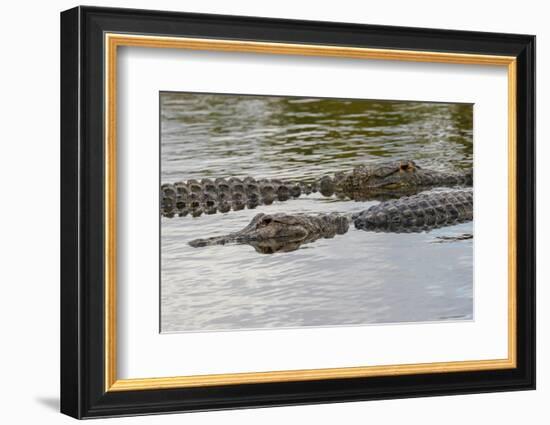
189, 212, 350, 254
188, 188, 473, 254
161, 160, 472, 218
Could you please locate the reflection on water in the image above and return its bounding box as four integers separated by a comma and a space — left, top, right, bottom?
160, 92, 473, 333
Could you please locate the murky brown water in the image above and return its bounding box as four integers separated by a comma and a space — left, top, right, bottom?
160, 92, 473, 333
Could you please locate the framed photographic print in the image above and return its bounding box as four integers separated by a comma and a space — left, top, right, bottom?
60, 6, 535, 419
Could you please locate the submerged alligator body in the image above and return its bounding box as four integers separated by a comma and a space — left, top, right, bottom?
161, 160, 472, 217
353, 188, 473, 232
188, 188, 473, 253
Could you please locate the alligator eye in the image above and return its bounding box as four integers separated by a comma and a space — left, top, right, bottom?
260, 217, 273, 226
400, 162, 414, 172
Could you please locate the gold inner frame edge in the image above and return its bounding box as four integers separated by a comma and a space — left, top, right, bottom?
104, 33, 518, 392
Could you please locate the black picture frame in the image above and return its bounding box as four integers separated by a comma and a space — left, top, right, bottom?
61, 5, 535, 419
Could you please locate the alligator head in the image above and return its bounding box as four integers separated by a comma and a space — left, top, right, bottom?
319, 160, 471, 200
189, 212, 349, 254
345, 160, 426, 189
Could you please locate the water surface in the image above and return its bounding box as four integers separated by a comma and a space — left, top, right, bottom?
160, 92, 473, 333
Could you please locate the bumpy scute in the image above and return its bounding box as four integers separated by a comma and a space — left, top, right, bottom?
353, 189, 473, 232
